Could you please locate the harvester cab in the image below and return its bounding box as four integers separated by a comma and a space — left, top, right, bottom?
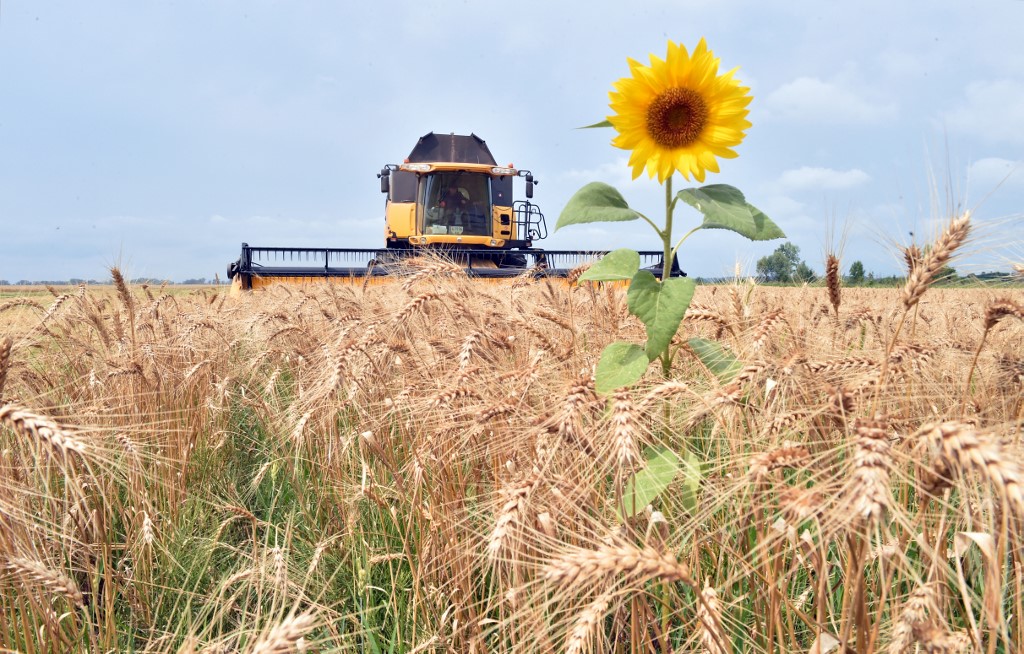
378, 132, 547, 254
226, 132, 683, 292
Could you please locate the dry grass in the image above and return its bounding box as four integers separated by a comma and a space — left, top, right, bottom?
0, 252, 1022, 652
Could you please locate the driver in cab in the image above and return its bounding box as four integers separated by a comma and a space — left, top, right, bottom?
435, 185, 467, 231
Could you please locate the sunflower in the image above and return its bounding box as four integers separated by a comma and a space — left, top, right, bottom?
608, 38, 752, 183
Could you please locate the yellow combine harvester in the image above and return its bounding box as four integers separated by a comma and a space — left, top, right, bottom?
226, 133, 681, 291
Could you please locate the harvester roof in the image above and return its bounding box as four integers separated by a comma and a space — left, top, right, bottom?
407, 132, 497, 166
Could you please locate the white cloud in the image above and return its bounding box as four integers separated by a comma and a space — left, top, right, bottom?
943, 80, 1024, 144
764, 76, 898, 124
760, 194, 806, 217
778, 166, 870, 191
968, 157, 1024, 191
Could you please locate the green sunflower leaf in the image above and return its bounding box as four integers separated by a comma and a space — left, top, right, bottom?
626, 272, 696, 360
687, 337, 742, 382
618, 446, 681, 520
556, 182, 642, 231
678, 449, 704, 515
578, 248, 640, 282
595, 341, 649, 393
578, 119, 613, 129
677, 184, 785, 241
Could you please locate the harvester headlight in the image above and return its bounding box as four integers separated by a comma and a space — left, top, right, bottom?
491, 166, 516, 175
401, 163, 432, 172
490, 239, 497, 246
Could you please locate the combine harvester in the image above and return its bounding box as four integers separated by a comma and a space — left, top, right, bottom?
226, 133, 681, 291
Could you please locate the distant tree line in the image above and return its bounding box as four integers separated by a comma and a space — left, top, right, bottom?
751, 243, 1018, 287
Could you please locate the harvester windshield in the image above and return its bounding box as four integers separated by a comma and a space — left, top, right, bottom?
422, 172, 491, 236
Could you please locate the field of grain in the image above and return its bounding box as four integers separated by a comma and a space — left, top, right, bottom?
1, 251, 1023, 652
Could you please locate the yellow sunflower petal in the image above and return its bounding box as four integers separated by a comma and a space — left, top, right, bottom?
608, 38, 751, 182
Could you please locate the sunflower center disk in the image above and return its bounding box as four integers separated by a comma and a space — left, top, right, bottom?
645, 88, 709, 148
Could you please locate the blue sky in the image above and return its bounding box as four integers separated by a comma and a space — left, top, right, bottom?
1, 0, 1022, 282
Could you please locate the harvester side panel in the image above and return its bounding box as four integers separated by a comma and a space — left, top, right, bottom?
493, 205, 514, 241
385, 202, 416, 240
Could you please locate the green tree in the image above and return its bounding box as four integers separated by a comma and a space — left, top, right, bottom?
756, 242, 801, 282
848, 260, 865, 285
794, 261, 817, 283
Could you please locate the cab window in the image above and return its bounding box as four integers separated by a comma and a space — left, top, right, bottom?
422, 173, 492, 236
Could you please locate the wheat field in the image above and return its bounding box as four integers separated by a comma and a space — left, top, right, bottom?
1, 231, 1023, 652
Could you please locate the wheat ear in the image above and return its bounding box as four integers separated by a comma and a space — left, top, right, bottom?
698, 584, 730, 654
825, 253, 841, 316
249, 613, 316, 654
902, 244, 922, 276
847, 416, 892, 526
487, 472, 540, 564
0, 403, 87, 460
963, 298, 1024, 405
610, 390, 640, 470
0, 336, 11, 400
924, 422, 1024, 522
111, 266, 137, 342
5, 556, 85, 609
748, 443, 811, 481
983, 298, 1024, 330
887, 583, 938, 654
544, 541, 693, 590
565, 589, 615, 654
901, 212, 971, 310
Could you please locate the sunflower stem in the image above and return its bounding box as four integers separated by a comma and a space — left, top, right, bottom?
662, 176, 674, 284
658, 176, 675, 377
